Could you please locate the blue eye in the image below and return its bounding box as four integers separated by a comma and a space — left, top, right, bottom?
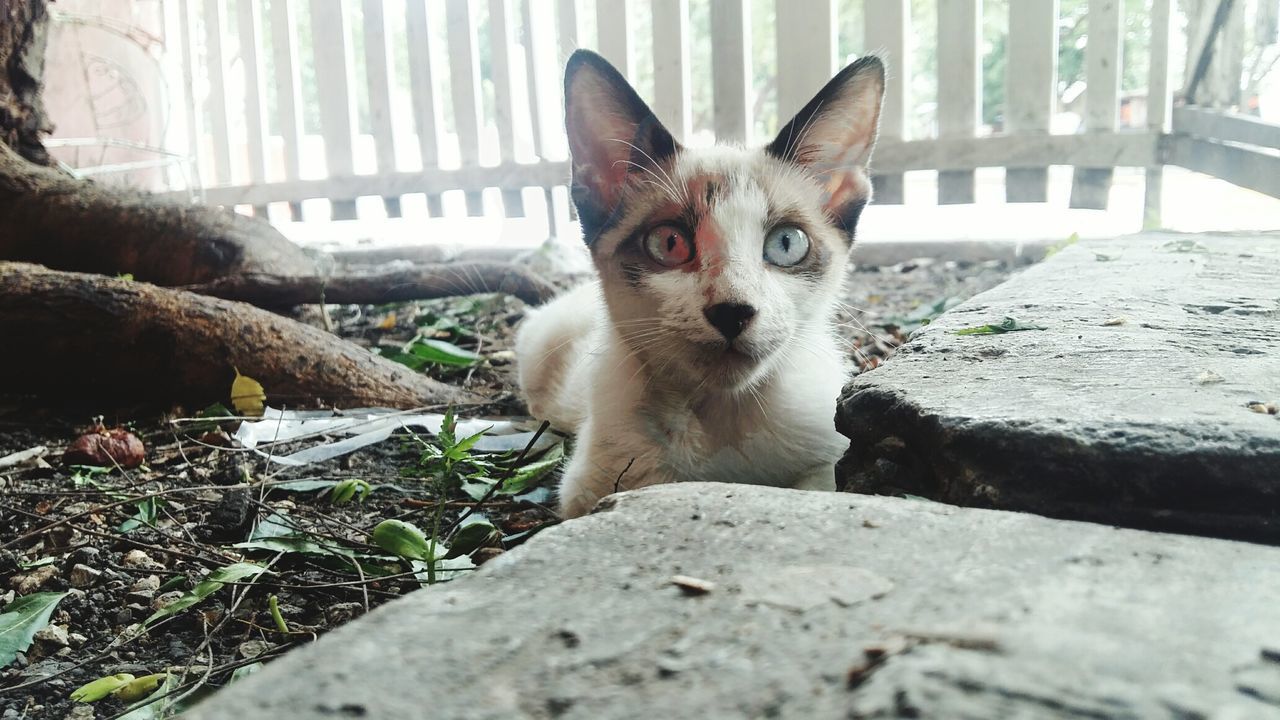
763, 226, 810, 267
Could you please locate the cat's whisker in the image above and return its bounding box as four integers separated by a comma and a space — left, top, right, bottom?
609, 138, 686, 204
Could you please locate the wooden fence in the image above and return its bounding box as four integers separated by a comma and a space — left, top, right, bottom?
155, 0, 1279, 233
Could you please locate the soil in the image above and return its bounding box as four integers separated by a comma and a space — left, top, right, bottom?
0, 255, 1021, 719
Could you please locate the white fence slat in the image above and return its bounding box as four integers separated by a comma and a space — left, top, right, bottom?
202, 0, 234, 185
710, 0, 751, 143
935, 0, 980, 204
524, 0, 561, 157
237, 0, 270, 214
363, 0, 401, 216
651, 0, 692, 143
405, 0, 445, 216
445, 0, 486, 215
1004, 0, 1057, 203
269, 0, 306, 218
597, 0, 633, 79
863, 0, 909, 204
178, 0, 205, 190
557, 0, 580, 60
1144, 0, 1174, 228
490, 0, 525, 216
308, 0, 359, 219
1069, 0, 1122, 209
775, 0, 835, 125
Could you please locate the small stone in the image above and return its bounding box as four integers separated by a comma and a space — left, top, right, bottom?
239, 639, 273, 658
152, 590, 184, 611
670, 575, 715, 596
64, 703, 95, 720
33, 624, 70, 649
67, 564, 102, 588
68, 632, 88, 648
9, 565, 58, 594
325, 603, 364, 626
122, 550, 163, 570
67, 546, 101, 566
130, 574, 161, 593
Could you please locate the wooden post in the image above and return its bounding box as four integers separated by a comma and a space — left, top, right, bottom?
1005, 0, 1058, 203
936, 0, 981, 204
1144, 0, 1174, 229
363, 0, 401, 217
651, 0, 692, 144
864, 0, 909, 204
710, 0, 751, 144
269, 0, 305, 219
406, 0, 445, 217
597, 0, 633, 79
776, 0, 836, 124
445, 0, 486, 216
1069, 0, 1122, 210
308, 0, 359, 219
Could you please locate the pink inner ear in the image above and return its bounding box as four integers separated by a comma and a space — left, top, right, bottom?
576, 133, 633, 209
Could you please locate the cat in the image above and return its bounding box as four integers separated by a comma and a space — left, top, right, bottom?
516, 49, 884, 518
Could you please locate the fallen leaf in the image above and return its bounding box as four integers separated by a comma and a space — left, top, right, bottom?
670, 575, 716, 595
64, 429, 145, 468
143, 563, 265, 627
0, 591, 69, 666
955, 316, 1047, 336
230, 368, 266, 417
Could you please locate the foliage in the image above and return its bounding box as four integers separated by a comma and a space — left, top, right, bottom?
144, 563, 266, 628
0, 591, 69, 667
955, 316, 1048, 335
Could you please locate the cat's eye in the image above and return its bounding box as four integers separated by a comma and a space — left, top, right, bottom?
642, 225, 695, 267
763, 225, 810, 267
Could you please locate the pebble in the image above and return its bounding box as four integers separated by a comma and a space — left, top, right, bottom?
67, 546, 101, 566
130, 575, 162, 593
33, 624, 70, 649
151, 591, 184, 611
122, 550, 164, 570
239, 639, 273, 659
9, 565, 58, 594
67, 563, 102, 588
63, 704, 95, 720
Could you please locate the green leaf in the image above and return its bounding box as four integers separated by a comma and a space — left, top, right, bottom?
113, 673, 168, 702
406, 338, 481, 367
955, 316, 1048, 336
500, 445, 565, 495
70, 673, 135, 702
272, 479, 340, 493
117, 672, 181, 720
445, 520, 500, 559
372, 519, 436, 562
445, 428, 489, 461
0, 591, 69, 666
386, 352, 428, 371
229, 662, 264, 683
330, 478, 371, 505
143, 563, 264, 628
119, 497, 160, 533
233, 536, 355, 558
17, 557, 57, 570
410, 556, 474, 586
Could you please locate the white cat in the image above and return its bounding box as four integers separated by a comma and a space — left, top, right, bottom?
516, 50, 884, 518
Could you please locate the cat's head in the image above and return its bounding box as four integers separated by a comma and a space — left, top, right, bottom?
565, 50, 883, 390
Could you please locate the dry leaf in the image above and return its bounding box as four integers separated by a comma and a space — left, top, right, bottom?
230, 368, 266, 417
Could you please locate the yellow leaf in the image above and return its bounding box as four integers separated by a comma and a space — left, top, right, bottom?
376, 312, 397, 330
231, 368, 266, 417
112, 673, 168, 702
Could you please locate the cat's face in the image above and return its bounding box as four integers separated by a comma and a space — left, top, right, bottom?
564, 51, 884, 391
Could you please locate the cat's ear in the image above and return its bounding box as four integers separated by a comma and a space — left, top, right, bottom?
564, 49, 679, 239
767, 56, 884, 232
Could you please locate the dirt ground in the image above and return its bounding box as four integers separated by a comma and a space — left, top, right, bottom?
0, 256, 1019, 719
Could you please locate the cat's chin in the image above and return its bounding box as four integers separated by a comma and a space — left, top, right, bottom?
684, 342, 776, 391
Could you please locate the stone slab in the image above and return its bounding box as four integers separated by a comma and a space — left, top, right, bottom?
187, 484, 1280, 719
837, 232, 1280, 543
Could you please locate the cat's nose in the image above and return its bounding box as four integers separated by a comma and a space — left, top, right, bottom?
703, 302, 757, 341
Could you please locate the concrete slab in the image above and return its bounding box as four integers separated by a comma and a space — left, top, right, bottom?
837, 232, 1280, 543
187, 485, 1280, 719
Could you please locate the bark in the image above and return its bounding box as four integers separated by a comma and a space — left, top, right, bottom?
0, 263, 476, 410
185, 262, 558, 308
0, 142, 318, 284
0, 0, 53, 165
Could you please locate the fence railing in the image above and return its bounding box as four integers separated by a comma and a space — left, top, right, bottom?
147, 0, 1277, 234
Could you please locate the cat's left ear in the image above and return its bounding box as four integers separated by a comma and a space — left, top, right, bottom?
767, 56, 884, 234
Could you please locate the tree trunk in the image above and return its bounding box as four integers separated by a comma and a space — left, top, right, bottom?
0, 0, 53, 165
0, 263, 475, 410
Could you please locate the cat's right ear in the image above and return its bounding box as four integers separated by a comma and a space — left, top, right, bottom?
564, 50, 678, 240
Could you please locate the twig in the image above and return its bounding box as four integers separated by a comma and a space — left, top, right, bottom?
445, 420, 551, 535
614, 458, 637, 494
